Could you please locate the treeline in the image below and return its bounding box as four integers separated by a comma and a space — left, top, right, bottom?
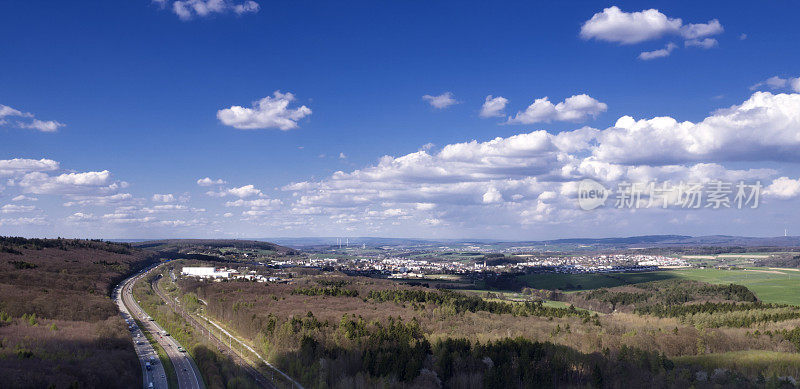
292, 286, 359, 297
636, 302, 800, 328
0, 236, 132, 254
569, 280, 759, 313
368, 288, 590, 319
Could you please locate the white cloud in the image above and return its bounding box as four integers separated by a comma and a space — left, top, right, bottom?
1, 204, 37, 214
208, 184, 264, 198
152, 193, 176, 202
482, 187, 503, 204
581, 6, 722, 45
684, 38, 718, 49
422, 92, 459, 109
0, 216, 47, 226
0, 105, 63, 132
63, 193, 134, 207
66, 212, 97, 222
150, 204, 188, 211
165, 0, 260, 21
0, 105, 31, 119
507, 94, 607, 124
580, 6, 682, 44
593, 92, 800, 164
217, 91, 311, 130
750, 76, 800, 93
278, 91, 800, 233
224, 198, 282, 208
11, 195, 37, 202
197, 177, 226, 186
764, 177, 800, 199
18, 119, 65, 132
339, 153, 347, 159
480, 95, 508, 118
679, 20, 724, 40
227, 184, 262, 198
638, 42, 677, 60
15, 170, 121, 195
0, 158, 59, 176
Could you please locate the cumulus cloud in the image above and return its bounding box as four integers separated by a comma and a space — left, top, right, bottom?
479, 95, 508, 118
639, 43, 677, 60
217, 91, 311, 130
63, 193, 134, 207
581, 6, 722, 44
207, 184, 263, 198
507, 94, 607, 124
764, 177, 800, 199
102, 213, 155, 224
197, 177, 226, 186
224, 198, 282, 208
277, 91, 800, 232
158, 0, 260, 21
593, 92, 800, 164
13, 170, 122, 195
0, 158, 59, 176
66, 212, 97, 222
422, 92, 459, 109
152, 193, 176, 202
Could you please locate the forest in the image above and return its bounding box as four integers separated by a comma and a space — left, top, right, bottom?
167, 262, 800, 388
0, 237, 153, 388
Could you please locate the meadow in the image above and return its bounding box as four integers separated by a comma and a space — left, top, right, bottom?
517, 268, 800, 306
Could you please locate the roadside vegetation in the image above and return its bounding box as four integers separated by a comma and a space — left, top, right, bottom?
132, 269, 261, 389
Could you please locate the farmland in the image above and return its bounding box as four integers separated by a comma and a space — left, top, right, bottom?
516, 268, 800, 306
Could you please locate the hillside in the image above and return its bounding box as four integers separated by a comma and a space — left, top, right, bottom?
0, 237, 155, 388
133, 238, 299, 257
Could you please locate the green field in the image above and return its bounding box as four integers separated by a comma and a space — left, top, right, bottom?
669, 268, 800, 306
517, 268, 800, 306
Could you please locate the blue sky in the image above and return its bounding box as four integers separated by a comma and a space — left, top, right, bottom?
1, 1, 800, 239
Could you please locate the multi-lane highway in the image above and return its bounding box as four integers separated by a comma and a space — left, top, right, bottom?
116, 267, 205, 389
115, 270, 169, 389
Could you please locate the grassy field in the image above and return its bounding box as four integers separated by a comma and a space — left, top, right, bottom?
516, 268, 800, 306
668, 268, 800, 306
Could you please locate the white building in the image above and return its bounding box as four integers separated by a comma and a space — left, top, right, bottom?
181, 266, 230, 279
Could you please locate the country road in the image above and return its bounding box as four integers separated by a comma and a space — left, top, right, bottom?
117, 267, 205, 389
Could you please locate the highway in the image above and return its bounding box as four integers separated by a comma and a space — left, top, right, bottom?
115, 270, 168, 389
117, 268, 205, 389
